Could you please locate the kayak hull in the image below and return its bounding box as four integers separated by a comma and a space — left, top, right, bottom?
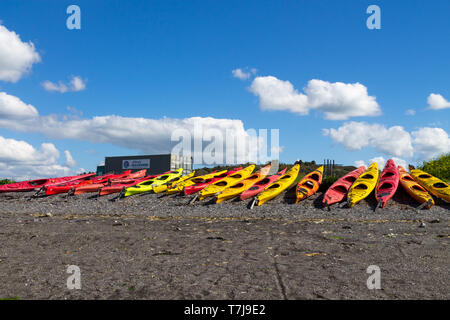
295, 166, 324, 203
256, 164, 300, 206
216, 165, 271, 203
347, 163, 379, 207
240, 168, 287, 201
398, 166, 434, 208
375, 159, 400, 208
409, 167, 450, 203
199, 165, 255, 200
322, 166, 366, 206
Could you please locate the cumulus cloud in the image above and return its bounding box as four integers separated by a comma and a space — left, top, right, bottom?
249, 76, 381, 120
323, 122, 413, 158
326, 122, 450, 162
427, 93, 450, 110
353, 157, 407, 170
0, 136, 75, 180
0, 92, 272, 165
0, 91, 38, 119
405, 109, 416, 116
232, 68, 257, 80
42, 76, 86, 93
0, 24, 41, 82
412, 127, 450, 160
64, 150, 77, 167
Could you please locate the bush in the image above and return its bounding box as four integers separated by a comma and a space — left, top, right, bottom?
0, 179, 15, 185
418, 153, 450, 182
319, 176, 339, 192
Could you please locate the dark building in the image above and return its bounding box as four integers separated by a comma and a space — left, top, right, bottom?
104, 154, 193, 175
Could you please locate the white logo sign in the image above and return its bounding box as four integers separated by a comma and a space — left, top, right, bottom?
67, 265, 81, 290
366, 265, 381, 289
122, 159, 150, 169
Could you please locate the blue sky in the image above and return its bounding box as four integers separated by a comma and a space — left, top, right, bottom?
0, 0, 449, 179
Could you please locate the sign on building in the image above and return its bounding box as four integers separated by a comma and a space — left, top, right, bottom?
122, 159, 150, 170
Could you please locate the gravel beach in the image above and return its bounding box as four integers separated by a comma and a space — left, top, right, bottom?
0, 187, 448, 300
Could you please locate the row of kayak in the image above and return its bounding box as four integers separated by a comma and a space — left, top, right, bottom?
324, 160, 450, 210
0, 161, 448, 209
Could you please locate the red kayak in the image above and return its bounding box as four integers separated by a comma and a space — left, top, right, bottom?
0, 173, 96, 193
73, 171, 136, 195
375, 159, 399, 209
45, 171, 131, 195
240, 168, 287, 201
322, 166, 366, 207
99, 171, 171, 196
184, 167, 242, 196
109, 169, 147, 184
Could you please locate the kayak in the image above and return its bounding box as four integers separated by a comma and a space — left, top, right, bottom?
165, 170, 222, 195
199, 165, 255, 200
409, 166, 450, 203
255, 164, 300, 206
45, 171, 131, 196
347, 163, 379, 208
0, 173, 96, 193
216, 164, 271, 203
73, 171, 135, 195
98, 172, 170, 196
398, 166, 434, 208
184, 167, 242, 196
322, 166, 366, 207
109, 169, 147, 184
295, 166, 324, 203
375, 159, 400, 208
240, 168, 287, 201
152, 171, 196, 194
123, 168, 183, 197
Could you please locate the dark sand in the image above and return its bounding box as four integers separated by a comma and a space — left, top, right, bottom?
0, 188, 448, 300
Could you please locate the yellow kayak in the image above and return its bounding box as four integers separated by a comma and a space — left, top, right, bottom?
152, 171, 195, 194
124, 168, 183, 197
165, 170, 227, 195
199, 165, 255, 200
409, 166, 450, 203
347, 163, 379, 207
398, 166, 434, 208
216, 164, 271, 203
255, 164, 300, 206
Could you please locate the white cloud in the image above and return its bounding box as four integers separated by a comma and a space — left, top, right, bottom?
354, 157, 407, 170
249, 76, 381, 120
70, 76, 86, 91
0, 91, 38, 119
232, 68, 251, 80
64, 150, 77, 167
427, 93, 450, 110
0, 24, 41, 82
405, 109, 416, 116
353, 160, 367, 168
42, 75, 86, 93
42, 80, 68, 93
0, 136, 74, 180
323, 122, 413, 158
0, 92, 268, 164
326, 122, 450, 162
412, 127, 450, 160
